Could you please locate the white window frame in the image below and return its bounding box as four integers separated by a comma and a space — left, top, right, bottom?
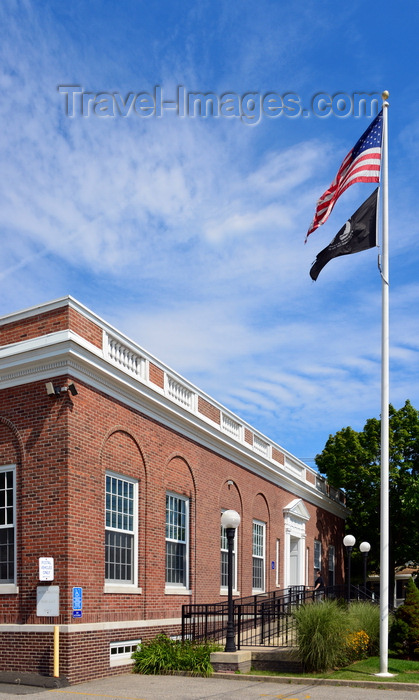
275, 539, 281, 587
305, 546, 310, 586
104, 471, 139, 593
0, 465, 17, 594
165, 492, 190, 594
328, 545, 335, 586
252, 519, 266, 593
109, 639, 141, 667
314, 539, 322, 584
220, 510, 238, 594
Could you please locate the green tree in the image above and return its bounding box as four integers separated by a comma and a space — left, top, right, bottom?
389, 578, 419, 659
315, 400, 419, 577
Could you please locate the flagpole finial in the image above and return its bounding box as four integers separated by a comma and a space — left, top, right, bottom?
382, 90, 390, 101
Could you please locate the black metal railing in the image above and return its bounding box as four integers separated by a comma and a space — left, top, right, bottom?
182, 586, 309, 648
326, 583, 379, 603
182, 584, 378, 648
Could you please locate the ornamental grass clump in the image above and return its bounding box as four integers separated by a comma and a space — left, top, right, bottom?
293, 600, 348, 672
346, 601, 380, 655
131, 634, 219, 677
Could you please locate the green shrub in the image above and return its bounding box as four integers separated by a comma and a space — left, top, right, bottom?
293, 600, 348, 672
346, 601, 381, 655
131, 634, 219, 677
389, 579, 419, 659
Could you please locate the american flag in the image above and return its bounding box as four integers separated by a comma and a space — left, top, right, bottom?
306, 110, 382, 240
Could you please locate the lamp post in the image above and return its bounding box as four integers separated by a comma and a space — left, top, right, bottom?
360, 541, 371, 598
221, 509, 241, 652
343, 534, 356, 602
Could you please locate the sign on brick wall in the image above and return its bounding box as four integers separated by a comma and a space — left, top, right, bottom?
39, 557, 54, 581
36, 586, 59, 617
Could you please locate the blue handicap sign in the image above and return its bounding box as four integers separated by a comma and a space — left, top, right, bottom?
72, 587, 83, 618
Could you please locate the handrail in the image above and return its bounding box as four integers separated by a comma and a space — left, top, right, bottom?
182, 584, 379, 648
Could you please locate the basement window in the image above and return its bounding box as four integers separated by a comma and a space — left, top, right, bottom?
109, 639, 141, 666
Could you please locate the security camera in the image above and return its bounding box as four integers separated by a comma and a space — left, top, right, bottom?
45, 382, 56, 396
46, 381, 78, 397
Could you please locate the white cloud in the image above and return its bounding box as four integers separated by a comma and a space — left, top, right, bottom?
1, 0, 419, 464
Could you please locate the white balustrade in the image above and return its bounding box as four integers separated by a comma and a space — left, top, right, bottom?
106, 336, 146, 378
166, 376, 194, 410
284, 458, 304, 477
221, 414, 242, 440
253, 435, 269, 457
316, 476, 327, 494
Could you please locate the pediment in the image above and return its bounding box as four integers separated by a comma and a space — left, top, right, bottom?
283, 498, 310, 521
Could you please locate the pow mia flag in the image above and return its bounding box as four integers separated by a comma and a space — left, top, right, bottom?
310, 188, 378, 281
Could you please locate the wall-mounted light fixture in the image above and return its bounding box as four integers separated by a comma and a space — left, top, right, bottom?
45, 382, 78, 397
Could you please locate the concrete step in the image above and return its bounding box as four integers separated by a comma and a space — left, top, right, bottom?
211, 646, 303, 674
248, 646, 303, 673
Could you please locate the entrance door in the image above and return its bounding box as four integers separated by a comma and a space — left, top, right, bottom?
283, 499, 310, 589
289, 536, 300, 586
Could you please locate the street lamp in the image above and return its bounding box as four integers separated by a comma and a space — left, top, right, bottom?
343, 534, 356, 602
221, 509, 241, 652
360, 541, 371, 597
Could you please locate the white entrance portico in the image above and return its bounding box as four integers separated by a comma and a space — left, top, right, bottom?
283, 499, 310, 588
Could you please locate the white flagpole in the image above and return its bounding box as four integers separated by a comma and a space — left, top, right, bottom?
378, 90, 391, 677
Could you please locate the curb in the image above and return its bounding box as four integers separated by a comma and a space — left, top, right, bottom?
213, 671, 419, 692
0, 672, 69, 688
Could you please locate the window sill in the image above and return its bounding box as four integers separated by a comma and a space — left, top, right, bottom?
104, 584, 142, 595
164, 586, 192, 595
110, 657, 135, 667
0, 584, 19, 595
220, 588, 240, 596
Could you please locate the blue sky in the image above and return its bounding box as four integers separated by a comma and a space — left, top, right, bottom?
1, 0, 418, 466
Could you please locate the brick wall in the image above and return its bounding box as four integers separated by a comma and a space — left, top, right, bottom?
0, 623, 181, 684
1, 377, 344, 621
0, 303, 345, 684
0, 632, 53, 676
0, 305, 102, 349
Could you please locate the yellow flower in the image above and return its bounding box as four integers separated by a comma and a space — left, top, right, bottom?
346, 630, 370, 659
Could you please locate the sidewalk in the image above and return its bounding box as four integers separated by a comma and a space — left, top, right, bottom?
1, 672, 419, 699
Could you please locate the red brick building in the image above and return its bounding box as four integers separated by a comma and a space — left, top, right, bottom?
0, 296, 346, 684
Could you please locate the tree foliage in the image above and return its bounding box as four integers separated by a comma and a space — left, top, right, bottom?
315, 400, 419, 572
389, 578, 419, 659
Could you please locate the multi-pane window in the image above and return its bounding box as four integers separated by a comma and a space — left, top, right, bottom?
165, 493, 189, 587
328, 546, 335, 586
220, 517, 237, 590
314, 539, 321, 584
105, 473, 137, 584
109, 639, 141, 665
252, 520, 265, 592
0, 466, 15, 584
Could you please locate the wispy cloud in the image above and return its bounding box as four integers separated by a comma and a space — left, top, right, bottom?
1, 0, 419, 462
